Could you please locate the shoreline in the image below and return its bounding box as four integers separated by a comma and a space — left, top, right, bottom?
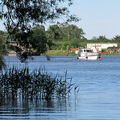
6, 50, 120, 56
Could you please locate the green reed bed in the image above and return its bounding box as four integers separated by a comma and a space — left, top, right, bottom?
0, 67, 75, 102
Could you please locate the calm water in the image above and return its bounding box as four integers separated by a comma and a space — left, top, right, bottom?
1, 55, 120, 120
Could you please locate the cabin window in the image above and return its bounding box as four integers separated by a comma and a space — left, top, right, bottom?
86, 50, 92, 52
83, 49, 93, 52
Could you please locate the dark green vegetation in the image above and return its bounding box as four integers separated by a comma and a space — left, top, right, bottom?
0, 31, 8, 70
43, 50, 76, 56
46, 24, 85, 49
46, 25, 120, 50
2, 24, 120, 53
0, 67, 75, 103
0, 0, 79, 69
0, 0, 78, 61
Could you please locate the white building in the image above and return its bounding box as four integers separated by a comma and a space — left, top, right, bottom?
87, 43, 118, 52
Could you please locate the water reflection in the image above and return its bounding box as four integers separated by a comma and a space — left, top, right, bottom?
0, 96, 72, 120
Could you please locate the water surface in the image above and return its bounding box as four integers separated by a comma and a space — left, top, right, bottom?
1, 55, 120, 120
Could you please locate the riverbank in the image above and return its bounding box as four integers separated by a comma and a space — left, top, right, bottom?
43, 50, 76, 56
42, 50, 120, 56
102, 53, 120, 55
7, 50, 76, 56
7, 50, 120, 56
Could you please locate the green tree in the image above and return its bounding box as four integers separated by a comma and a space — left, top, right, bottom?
112, 35, 120, 42
97, 36, 109, 42
46, 25, 62, 41
57, 24, 85, 44
0, 0, 74, 32
0, 0, 78, 61
30, 26, 53, 55
0, 36, 6, 70
90, 36, 110, 43
47, 24, 85, 48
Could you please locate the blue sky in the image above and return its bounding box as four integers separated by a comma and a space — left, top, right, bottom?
69, 0, 120, 39
0, 0, 120, 39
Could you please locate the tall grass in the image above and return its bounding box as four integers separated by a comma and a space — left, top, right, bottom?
0, 67, 74, 103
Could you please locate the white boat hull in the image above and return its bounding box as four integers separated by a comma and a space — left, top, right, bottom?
77, 55, 98, 60
77, 48, 101, 61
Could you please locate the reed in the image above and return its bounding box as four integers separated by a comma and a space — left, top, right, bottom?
0, 67, 74, 103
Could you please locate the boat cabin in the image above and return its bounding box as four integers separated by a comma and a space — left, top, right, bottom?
80, 49, 93, 53
77, 48, 99, 60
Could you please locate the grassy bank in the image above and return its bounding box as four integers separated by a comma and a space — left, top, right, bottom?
44, 50, 120, 56
102, 53, 120, 55
42, 50, 76, 56
7, 49, 120, 56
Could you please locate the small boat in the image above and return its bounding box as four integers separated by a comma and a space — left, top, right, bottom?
77, 48, 101, 60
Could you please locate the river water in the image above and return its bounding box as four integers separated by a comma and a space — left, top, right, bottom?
1, 55, 120, 120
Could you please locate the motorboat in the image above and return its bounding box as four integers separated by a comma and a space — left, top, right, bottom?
77, 48, 101, 60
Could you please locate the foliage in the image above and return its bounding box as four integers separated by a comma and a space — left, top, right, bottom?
89, 36, 110, 43
43, 50, 76, 56
7, 26, 54, 62
0, 67, 74, 101
61, 24, 84, 41
112, 35, 120, 42
0, 0, 77, 33
2, 24, 120, 57
0, 0, 79, 61
30, 26, 53, 55
47, 24, 84, 41
46, 25, 62, 41
0, 33, 7, 70
46, 24, 85, 49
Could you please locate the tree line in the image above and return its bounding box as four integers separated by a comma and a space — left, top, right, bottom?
1, 23, 120, 52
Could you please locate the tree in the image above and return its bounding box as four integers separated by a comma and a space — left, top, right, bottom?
97, 36, 109, 42
30, 26, 53, 55
90, 36, 110, 43
46, 25, 62, 41
46, 24, 85, 49
112, 35, 120, 42
47, 24, 84, 41
0, 0, 73, 30
60, 24, 84, 41
0, 36, 6, 70
0, 0, 78, 39
0, 0, 78, 61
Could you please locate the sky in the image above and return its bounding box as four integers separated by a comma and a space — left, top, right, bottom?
0, 0, 120, 39
69, 0, 120, 39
